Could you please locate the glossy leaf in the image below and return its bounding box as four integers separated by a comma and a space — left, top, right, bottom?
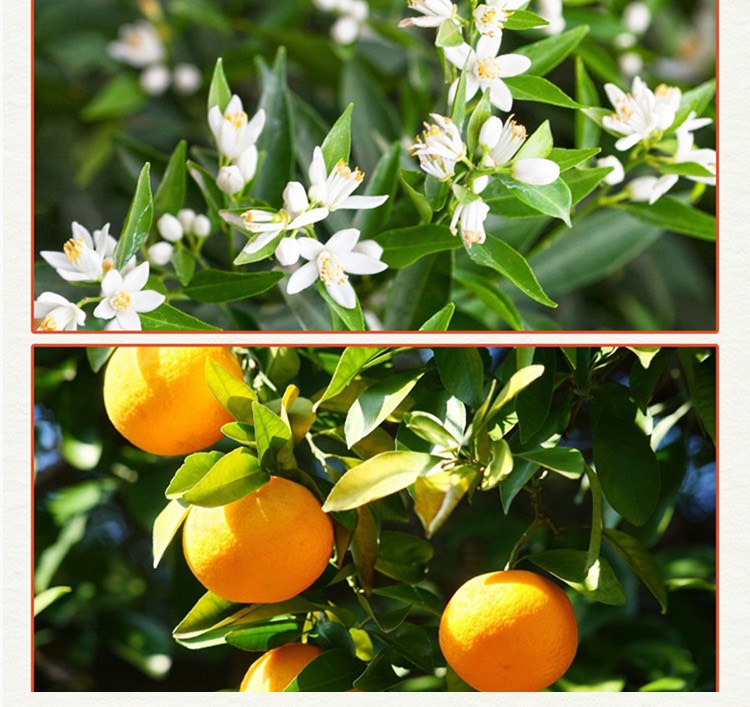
184, 269, 284, 303
433, 347, 484, 409
114, 163, 153, 270
166, 451, 225, 499
614, 199, 716, 241
153, 140, 187, 218
321, 103, 353, 171
516, 25, 589, 76
375, 225, 461, 269
316, 347, 381, 409
140, 304, 220, 331
207, 57, 231, 113
516, 447, 584, 478
205, 357, 257, 422
152, 499, 191, 568
506, 76, 581, 109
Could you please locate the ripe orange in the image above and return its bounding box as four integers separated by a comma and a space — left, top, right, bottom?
439, 570, 578, 692
240, 643, 323, 692
182, 476, 334, 603
103, 346, 242, 456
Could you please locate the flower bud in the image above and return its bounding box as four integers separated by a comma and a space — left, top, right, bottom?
619, 51, 644, 78
216, 165, 246, 195
472, 175, 489, 195
623, 2, 651, 34
173, 63, 202, 95
512, 158, 560, 186
614, 32, 637, 49
192, 214, 211, 238
157, 213, 184, 242
331, 16, 360, 45
597, 156, 625, 186
177, 208, 196, 233
283, 181, 310, 216
313, 0, 339, 10
140, 64, 171, 96
627, 176, 658, 202
479, 116, 504, 150
147, 241, 174, 266
347, 0, 369, 22
237, 147, 258, 182
353, 239, 384, 261
275, 237, 301, 266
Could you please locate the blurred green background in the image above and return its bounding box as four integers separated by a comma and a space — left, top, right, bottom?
34, 0, 716, 330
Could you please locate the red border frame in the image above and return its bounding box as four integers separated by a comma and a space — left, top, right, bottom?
28, 2, 720, 336
30, 343, 719, 693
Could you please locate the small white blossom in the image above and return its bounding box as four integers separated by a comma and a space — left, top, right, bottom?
216, 165, 246, 195
108, 21, 165, 68
450, 196, 490, 249
512, 158, 560, 186
410, 113, 467, 179
597, 155, 625, 185
157, 213, 184, 242
538, 0, 565, 36
140, 64, 171, 96
173, 63, 202, 95
615, 33, 638, 50
177, 209, 196, 233
444, 36, 531, 112
208, 95, 266, 161
287, 228, 387, 309
275, 237, 301, 266
147, 242, 174, 266
473, 1, 526, 38
627, 175, 679, 204
480, 115, 527, 167
236, 147, 259, 183
603, 76, 681, 151
399, 0, 457, 29
331, 15, 361, 44
94, 262, 165, 331
34, 293, 86, 332
619, 51, 644, 78
192, 214, 212, 238
623, 2, 652, 35
673, 115, 716, 186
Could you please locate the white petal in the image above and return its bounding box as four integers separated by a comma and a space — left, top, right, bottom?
243, 230, 280, 254
443, 43, 472, 70
326, 279, 356, 309
489, 81, 513, 112
298, 238, 326, 261
498, 53, 532, 77
246, 109, 266, 143
308, 146, 328, 187
337, 194, 389, 210
208, 105, 223, 138
100, 269, 123, 296
41, 251, 75, 270
93, 300, 116, 319
71, 222, 94, 248
476, 35, 501, 60
326, 228, 360, 255
132, 290, 166, 313
287, 262, 320, 294
115, 310, 142, 331
123, 262, 150, 293
615, 133, 643, 151
649, 175, 678, 204
604, 83, 627, 108
339, 252, 388, 275
289, 207, 329, 229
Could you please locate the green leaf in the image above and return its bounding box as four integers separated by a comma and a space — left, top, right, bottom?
591, 385, 660, 526
34, 586, 72, 617
385, 251, 451, 329
81, 74, 146, 121
516, 447, 584, 479
425, 176, 450, 211
603, 528, 668, 612
450, 64, 468, 131
499, 457, 539, 513
614, 199, 716, 242
498, 174, 572, 227
205, 357, 256, 422
691, 354, 716, 445
166, 451, 225, 499
466, 237, 557, 307
516, 348, 556, 442
317, 281, 366, 331
184, 269, 283, 303
436, 18, 463, 48
548, 147, 601, 172
153, 140, 187, 218
575, 57, 600, 149
679, 79, 716, 117
315, 347, 381, 409
322, 451, 441, 512
375, 225, 461, 269
454, 275, 524, 331
506, 76, 581, 109
353, 650, 404, 691
354, 142, 400, 238
516, 25, 590, 76
419, 302, 455, 331
114, 163, 153, 270
207, 57, 232, 113
221, 422, 255, 445
255, 49, 295, 204
375, 530, 434, 584
528, 549, 626, 605
657, 161, 715, 178
182, 447, 269, 507
252, 401, 293, 470
86, 347, 114, 373
345, 371, 423, 447
563, 166, 611, 205
503, 9, 549, 30
321, 103, 353, 171
187, 160, 226, 218
466, 91, 493, 155
481, 439, 513, 490
152, 499, 191, 568
284, 649, 365, 692
140, 303, 220, 331
489, 365, 545, 420
515, 120, 554, 161
171, 249, 195, 287
433, 348, 484, 408
400, 170, 433, 224
226, 620, 301, 652
630, 348, 672, 412
404, 411, 460, 449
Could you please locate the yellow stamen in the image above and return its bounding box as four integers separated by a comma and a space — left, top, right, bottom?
225, 110, 248, 130
319, 256, 348, 287
63, 237, 86, 263
37, 316, 59, 332
111, 291, 132, 312
102, 258, 115, 275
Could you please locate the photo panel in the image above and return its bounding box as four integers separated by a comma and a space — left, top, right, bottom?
33, 0, 716, 332
33, 345, 717, 692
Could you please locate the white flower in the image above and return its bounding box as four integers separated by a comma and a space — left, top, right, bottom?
512, 158, 560, 185
192, 214, 212, 238
173, 63, 202, 95
41, 222, 124, 282
331, 15, 361, 44
140, 64, 171, 96
108, 21, 165, 68
275, 237, 301, 266
627, 175, 678, 204
619, 51, 644, 78
236, 147, 259, 182
410, 113, 467, 179
473, 1, 526, 38
444, 36, 531, 112
308, 146, 388, 213
286, 228, 387, 309
538, 0, 565, 36
93, 262, 165, 331
177, 209, 196, 233
399, 0, 457, 29
450, 197, 490, 249
157, 214, 184, 242
34, 293, 86, 332
623, 2, 652, 35
615, 32, 637, 50
673, 115, 716, 186
603, 77, 681, 151
147, 242, 174, 266
597, 155, 625, 185
480, 115, 527, 167
208, 95, 266, 160
216, 165, 246, 195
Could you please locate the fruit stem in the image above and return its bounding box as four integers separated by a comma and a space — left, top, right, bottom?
505, 518, 543, 570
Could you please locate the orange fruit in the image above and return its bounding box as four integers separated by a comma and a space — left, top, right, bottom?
240, 643, 323, 692
439, 570, 578, 692
103, 346, 242, 456
182, 476, 334, 603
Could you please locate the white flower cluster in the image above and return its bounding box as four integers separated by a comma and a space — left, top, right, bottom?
615, 2, 653, 77
36, 223, 166, 331
148, 209, 212, 266
108, 20, 202, 97
313, 0, 370, 45
596, 76, 716, 205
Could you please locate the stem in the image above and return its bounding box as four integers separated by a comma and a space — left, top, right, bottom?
76, 296, 102, 308
505, 518, 543, 570
583, 464, 603, 572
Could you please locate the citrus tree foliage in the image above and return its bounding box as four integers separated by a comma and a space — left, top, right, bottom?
34, 346, 716, 691
34, 0, 716, 331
